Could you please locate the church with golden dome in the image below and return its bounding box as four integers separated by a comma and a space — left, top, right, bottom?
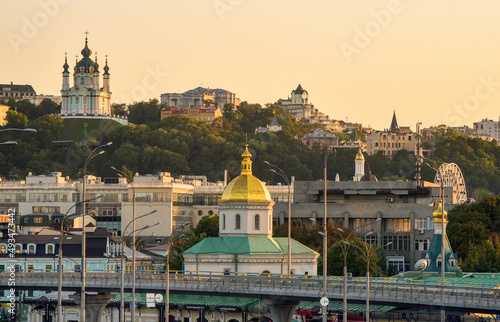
60, 34, 112, 117
182, 145, 319, 275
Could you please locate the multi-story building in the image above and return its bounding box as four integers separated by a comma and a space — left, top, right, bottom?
161, 87, 240, 109
276, 84, 331, 124
35, 94, 61, 106
273, 180, 456, 273
161, 106, 223, 124
473, 118, 500, 141
0, 82, 36, 103
366, 112, 416, 155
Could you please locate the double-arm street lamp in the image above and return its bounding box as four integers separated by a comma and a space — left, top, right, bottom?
57, 195, 103, 322
310, 217, 384, 322
264, 161, 292, 275
166, 222, 190, 322
81, 142, 112, 321
119, 209, 157, 322
111, 166, 141, 321
352, 229, 391, 322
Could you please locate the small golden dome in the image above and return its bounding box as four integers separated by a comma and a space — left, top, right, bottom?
221, 145, 272, 203
356, 147, 364, 160
432, 200, 448, 223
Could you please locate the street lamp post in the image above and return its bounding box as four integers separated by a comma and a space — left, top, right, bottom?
111, 166, 138, 321
57, 195, 103, 322
264, 161, 292, 275
81, 142, 112, 322
424, 159, 446, 322
335, 218, 381, 322
119, 209, 157, 322
318, 137, 345, 322
310, 217, 381, 322
351, 229, 389, 322
165, 222, 190, 322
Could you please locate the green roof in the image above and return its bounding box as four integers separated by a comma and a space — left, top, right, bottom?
182, 236, 318, 256
406, 272, 500, 289
299, 300, 397, 313
112, 292, 262, 307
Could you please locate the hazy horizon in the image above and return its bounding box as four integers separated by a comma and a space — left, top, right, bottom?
2, 0, 500, 130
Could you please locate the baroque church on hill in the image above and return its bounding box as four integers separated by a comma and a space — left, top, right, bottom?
182, 145, 319, 275
60, 35, 112, 117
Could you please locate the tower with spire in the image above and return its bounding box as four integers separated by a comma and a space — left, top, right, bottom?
60, 33, 112, 117
353, 146, 365, 181
421, 201, 459, 273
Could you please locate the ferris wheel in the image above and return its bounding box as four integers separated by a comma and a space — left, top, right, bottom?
434, 163, 468, 204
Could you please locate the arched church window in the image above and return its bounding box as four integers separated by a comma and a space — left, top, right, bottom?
255, 214, 260, 230
80, 77, 84, 84
235, 214, 240, 229
222, 214, 226, 230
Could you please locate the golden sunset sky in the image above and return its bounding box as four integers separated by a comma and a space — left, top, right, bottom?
1, 0, 500, 130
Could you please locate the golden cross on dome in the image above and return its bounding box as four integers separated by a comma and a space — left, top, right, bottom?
245, 133, 248, 145
85, 30, 89, 39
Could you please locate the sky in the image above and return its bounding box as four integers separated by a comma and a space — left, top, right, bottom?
1, 0, 500, 130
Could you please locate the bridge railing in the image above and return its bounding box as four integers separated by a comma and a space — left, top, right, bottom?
3, 271, 500, 311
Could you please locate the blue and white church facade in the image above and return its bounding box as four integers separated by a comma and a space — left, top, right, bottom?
60, 36, 112, 116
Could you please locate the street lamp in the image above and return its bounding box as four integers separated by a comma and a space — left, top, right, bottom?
310, 217, 381, 322
264, 161, 292, 275
166, 222, 190, 322
318, 137, 344, 322
0, 128, 37, 133
81, 142, 112, 322
57, 195, 103, 322
111, 166, 139, 321
119, 209, 157, 322
424, 159, 446, 322
352, 228, 389, 322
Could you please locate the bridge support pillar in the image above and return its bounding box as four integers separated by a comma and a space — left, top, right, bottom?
264, 298, 299, 322
70, 292, 115, 322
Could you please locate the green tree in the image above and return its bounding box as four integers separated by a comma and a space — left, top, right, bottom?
193, 214, 219, 237
128, 99, 164, 124
5, 110, 28, 128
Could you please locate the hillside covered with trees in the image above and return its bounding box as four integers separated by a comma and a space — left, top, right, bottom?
1, 98, 500, 202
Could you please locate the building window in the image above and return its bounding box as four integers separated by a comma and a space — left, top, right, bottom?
415, 239, 429, 251
46, 244, 54, 254
0, 244, 5, 254
222, 214, 226, 230
255, 214, 260, 230
15, 244, 21, 254
28, 244, 35, 254
235, 214, 240, 230
34, 217, 43, 224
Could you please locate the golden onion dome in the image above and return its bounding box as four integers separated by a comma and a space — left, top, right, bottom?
432, 200, 448, 223
355, 147, 364, 160
221, 144, 272, 203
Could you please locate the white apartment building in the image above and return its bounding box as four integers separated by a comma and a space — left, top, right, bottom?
473, 118, 500, 141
